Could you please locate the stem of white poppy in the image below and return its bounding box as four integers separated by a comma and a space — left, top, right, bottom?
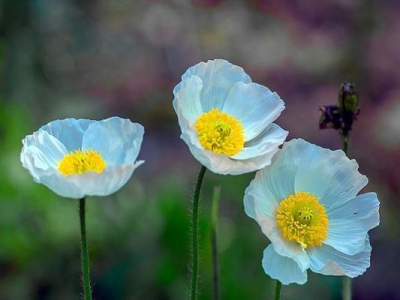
79, 198, 92, 300
191, 166, 207, 300
343, 276, 351, 300
342, 133, 351, 300
275, 280, 282, 300
211, 186, 221, 300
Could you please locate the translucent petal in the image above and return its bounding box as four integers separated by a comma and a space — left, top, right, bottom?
222, 82, 285, 140
287, 139, 368, 209
179, 59, 252, 112
262, 245, 308, 285
37, 161, 144, 198
40, 119, 94, 151
324, 193, 380, 255
82, 117, 144, 166
173, 75, 203, 124
244, 172, 279, 220
309, 237, 371, 277
265, 218, 310, 272
231, 124, 287, 160
253, 140, 301, 202
21, 130, 68, 181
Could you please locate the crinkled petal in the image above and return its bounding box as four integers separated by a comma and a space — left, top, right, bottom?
252, 141, 300, 201
179, 121, 280, 175
244, 175, 310, 272
324, 192, 380, 255
222, 82, 285, 140
244, 172, 279, 220
178, 59, 252, 112
82, 117, 144, 166
273, 139, 366, 207
37, 161, 144, 198
284, 139, 368, 209
262, 244, 308, 285
21, 130, 68, 181
264, 216, 310, 272
231, 124, 287, 160
40, 119, 94, 151
173, 75, 203, 124
309, 237, 372, 277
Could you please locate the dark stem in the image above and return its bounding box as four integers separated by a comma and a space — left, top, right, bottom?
191, 166, 207, 300
211, 186, 221, 300
343, 134, 349, 155
275, 280, 282, 300
79, 198, 92, 300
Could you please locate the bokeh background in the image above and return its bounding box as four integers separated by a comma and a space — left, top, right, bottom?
0, 0, 398, 299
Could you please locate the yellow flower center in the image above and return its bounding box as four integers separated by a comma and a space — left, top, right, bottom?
194, 108, 244, 156
276, 192, 329, 249
58, 149, 106, 176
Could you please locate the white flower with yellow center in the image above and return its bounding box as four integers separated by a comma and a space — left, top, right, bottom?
21, 117, 144, 199
244, 139, 380, 285
173, 59, 288, 175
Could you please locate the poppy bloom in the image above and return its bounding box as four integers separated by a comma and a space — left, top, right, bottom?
244, 139, 380, 284
173, 59, 288, 175
21, 117, 144, 199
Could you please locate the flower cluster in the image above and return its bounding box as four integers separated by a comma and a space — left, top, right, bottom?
20, 59, 379, 292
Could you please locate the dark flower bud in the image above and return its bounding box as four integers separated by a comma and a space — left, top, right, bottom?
338, 82, 359, 114
319, 82, 360, 138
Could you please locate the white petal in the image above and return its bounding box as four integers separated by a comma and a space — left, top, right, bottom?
21, 130, 68, 181
82, 117, 144, 166
244, 172, 279, 220
264, 217, 311, 272
309, 237, 372, 277
173, 75, 203, 124
232, 123, 288, 160
262, 244, 308, 285
40, 118, 94, 151
252, 142, 299, 201
37, 161, 145, 199
325, 193, 380, 255
179, 59, 252, 112
283, 139, 368, 209
222, 82, 285, 140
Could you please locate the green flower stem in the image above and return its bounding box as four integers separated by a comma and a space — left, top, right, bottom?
79, 198, 92, 300
191, 165, 207, 300
342, 133, 351, 300
275, 280, 282, 300
211, 186, 221, 300
342, 276, 351, 300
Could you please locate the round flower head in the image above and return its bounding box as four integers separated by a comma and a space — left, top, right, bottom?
173, 59, 288, 175
21, 117, 145, 199
244, 139, 380, 285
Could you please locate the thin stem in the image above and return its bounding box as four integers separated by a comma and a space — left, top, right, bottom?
211, 186, 221, 300
275, 280, 282, 300
191, 166, 207, 300
342, 276, 351, 300
342, 133, 351, 300
343, 135, 349, 155
79, 198, 92, 300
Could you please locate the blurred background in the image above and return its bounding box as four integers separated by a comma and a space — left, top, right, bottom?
0, 0, 398, 299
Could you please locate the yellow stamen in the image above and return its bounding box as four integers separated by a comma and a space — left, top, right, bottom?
58, 149, 106, 176
276, 192, 328, 249
194, 108, 244, 156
